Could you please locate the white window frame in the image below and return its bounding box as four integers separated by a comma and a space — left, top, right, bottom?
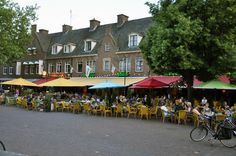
135, 57, 143, 72
64, 43, 76, 53
52, 44, 62, 54
3, 67, 7, 75
85, 41, 92, 51
35, 65, 39, 74
86, 60, 96, 73
128, 33, 142, 47
84, 39, 96, 52
48, 63, 54, 74
24, 65, 29, 75
77, 61, 83, 73
119, 57, 131, 72
105, 43, 111, 52
9, 67, 13, 75
56, 62, 62, 73
64, 62, 71, 74
30, 66, 34, 74
103, 58, 111, 72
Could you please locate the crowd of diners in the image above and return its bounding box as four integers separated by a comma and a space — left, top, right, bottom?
1, 91, 236, 125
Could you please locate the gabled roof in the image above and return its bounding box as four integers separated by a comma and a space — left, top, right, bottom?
45, 17, 153, 59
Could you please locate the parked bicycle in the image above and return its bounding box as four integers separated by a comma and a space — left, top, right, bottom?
190, 113, 236, 148
0, 140, 6, 151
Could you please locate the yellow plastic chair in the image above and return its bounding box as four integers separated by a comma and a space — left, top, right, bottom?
176, 110, 187, 125
53, 102, 61, 112
21, 99, 28, 109
115, 104, 123, 117
61, 101, 70, 112
73, 103, 81, 114
92, 105, 105, 116
213, 114, 226, 126
83, 103, 91, 114
232, 112, 236, 124
31, 99, 38, 111
16, 97, 22, 107
127, 105, 137, 118
149, 106, 159, 119
139, 106, 149, 120
103, 106, 112, 117
192, 112, 200, 127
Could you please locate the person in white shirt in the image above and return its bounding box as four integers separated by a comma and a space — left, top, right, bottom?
201, 97, 207, 106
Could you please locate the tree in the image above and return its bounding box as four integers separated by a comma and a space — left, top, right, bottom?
140, 0, 236, 100
0, 0, 38, 64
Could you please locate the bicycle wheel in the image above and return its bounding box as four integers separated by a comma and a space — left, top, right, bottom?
190, 126, 208, 142
220, 129, 236, 148
0, 140, 6, 151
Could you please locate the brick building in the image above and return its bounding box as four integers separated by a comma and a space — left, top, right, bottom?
0, 14, 153, 83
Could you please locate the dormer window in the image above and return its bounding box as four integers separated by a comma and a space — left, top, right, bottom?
64, 43, 76, 53
128, 33, 142, 48
85, 41, 91, 51
84, 39, 96, 52
27, 47, 37, 55
52, 44, 63, 54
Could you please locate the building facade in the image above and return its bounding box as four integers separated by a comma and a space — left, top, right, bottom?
0, 14, 153, 81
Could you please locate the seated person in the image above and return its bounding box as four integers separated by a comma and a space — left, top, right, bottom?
201, 97, 208, 106
231, 103, 236, 112
174, 102, 185, 112
161, 104, 174, 117
201, 103, 214, 117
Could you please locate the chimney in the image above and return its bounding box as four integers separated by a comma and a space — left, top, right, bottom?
31, 24, 37, 34
62, 24, 72, 33
89, 18, 100, 31
117, 14, 129, 27
39, 29, 49, 35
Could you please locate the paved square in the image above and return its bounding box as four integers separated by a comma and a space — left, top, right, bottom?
0, 106, 235, 156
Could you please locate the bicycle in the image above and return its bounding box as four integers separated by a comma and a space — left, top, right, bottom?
190, 115, 236, 148
0, 140, 6, 151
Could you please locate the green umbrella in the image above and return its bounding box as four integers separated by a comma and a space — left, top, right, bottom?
193, 80, 236, 90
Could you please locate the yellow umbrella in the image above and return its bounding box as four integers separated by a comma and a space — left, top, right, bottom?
39, 78, 86, 87
1, 78, 38, 87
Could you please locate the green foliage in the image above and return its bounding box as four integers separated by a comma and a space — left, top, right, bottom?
0, 0, 38, 64
81, 73, 95, 77
44, 94, 52, 112
141, 0, 236, 82
21, 88, 33, 96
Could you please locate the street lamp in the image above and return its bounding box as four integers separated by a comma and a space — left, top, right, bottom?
124, 57, 126, 86
42, 71, 47, 78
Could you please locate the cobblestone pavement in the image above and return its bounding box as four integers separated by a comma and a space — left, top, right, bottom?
0, 106, 235, 156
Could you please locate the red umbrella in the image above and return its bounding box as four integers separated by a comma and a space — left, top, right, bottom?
130, 77, 168, 89
33, 77, 57, 85
153, 76, 182, 84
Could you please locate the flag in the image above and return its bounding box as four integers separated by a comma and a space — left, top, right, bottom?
111, 64, 116, 75
86, 65, 91, 78
70, 67, 74, 73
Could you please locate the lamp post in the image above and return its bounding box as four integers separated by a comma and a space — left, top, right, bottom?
124, 57, 126, 86
123, 57, 127, 96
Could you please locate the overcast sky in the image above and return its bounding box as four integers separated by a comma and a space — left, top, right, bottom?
14, 0, 158, 33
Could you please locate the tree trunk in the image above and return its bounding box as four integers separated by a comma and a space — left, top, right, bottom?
184, 73, 194, 102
